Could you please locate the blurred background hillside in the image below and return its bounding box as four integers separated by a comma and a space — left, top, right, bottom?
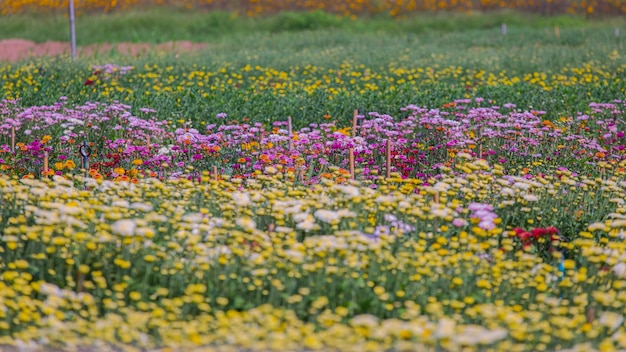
2, 0, 625, 16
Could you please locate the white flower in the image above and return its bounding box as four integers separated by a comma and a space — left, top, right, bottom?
314, 209, 341, 224
433, 182, 450, 192
334, 184, 360, 198
236, 217, 256, 231
350, 314, 379, 327
232, 192, 251, 207
296, 217, 317, 232
284, 249, 304, 263
111, 219, 136, 237
513, 182, 531, 190
613, 263, 626, 277
611, 219, 626, 228
500, 187, 515, 197
434, 318, 456, 338
182, 213, 204, 223
293, 212, 310, 223
457, 152, 473, 160
337, 209, 356, 218
131, 202, 153, 212
523, 194, 539, 202
111, 200, 130, 208
599, 311, 624, 331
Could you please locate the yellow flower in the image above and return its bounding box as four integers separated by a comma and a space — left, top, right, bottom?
64, 160, 76, 170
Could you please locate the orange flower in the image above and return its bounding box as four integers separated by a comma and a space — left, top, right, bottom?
337, 168, 350, 175
64, 160, 76, 170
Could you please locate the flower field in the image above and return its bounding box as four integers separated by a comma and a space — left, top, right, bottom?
2, 12, 626, 352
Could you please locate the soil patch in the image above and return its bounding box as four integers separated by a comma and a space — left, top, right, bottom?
0, 39, 208, 62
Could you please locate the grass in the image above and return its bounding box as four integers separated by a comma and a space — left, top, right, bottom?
0, 8, 622, 44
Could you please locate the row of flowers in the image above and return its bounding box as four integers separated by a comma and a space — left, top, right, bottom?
1, 97, 625, 184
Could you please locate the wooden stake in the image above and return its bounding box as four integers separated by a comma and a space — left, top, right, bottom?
298, 169, 305, 183
10, 127, 15, 152
477, 127, 483, 159
212, 165, 218, 182
349, 148, 355, 180
386, 139, 392, 179
554, 26, 560, 38
434, 192, 440, 204
352, 109, 358, 137
43, 151, 49, 176
146, 136, 151, 149
586, 306, 596, 323
287, 116, 293, 150
501, 23, 507, 36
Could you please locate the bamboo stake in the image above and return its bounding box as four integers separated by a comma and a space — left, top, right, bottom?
10, 127, 15, 152
386, 139, 391, 179
43, 151, 49, 176
212, 165, 218, 182
349, 148, 355, 180
287, 116, 293, 150
352, 109, 358, 137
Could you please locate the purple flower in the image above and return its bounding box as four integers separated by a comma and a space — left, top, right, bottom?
216, 113, 227, 119
452, 218, 468, 227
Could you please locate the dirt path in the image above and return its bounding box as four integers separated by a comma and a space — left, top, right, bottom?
0, 39, 208, 62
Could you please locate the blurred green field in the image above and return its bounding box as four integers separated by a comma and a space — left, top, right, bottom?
0, 9, 612, 44
1, 13, 625, 127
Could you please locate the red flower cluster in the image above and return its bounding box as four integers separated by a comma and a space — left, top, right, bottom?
90, 153, 121, 176
513, 226, 561, 250
84, 69, 102, 86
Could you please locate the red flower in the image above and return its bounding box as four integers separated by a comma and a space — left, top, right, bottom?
531, 228, 548, 239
